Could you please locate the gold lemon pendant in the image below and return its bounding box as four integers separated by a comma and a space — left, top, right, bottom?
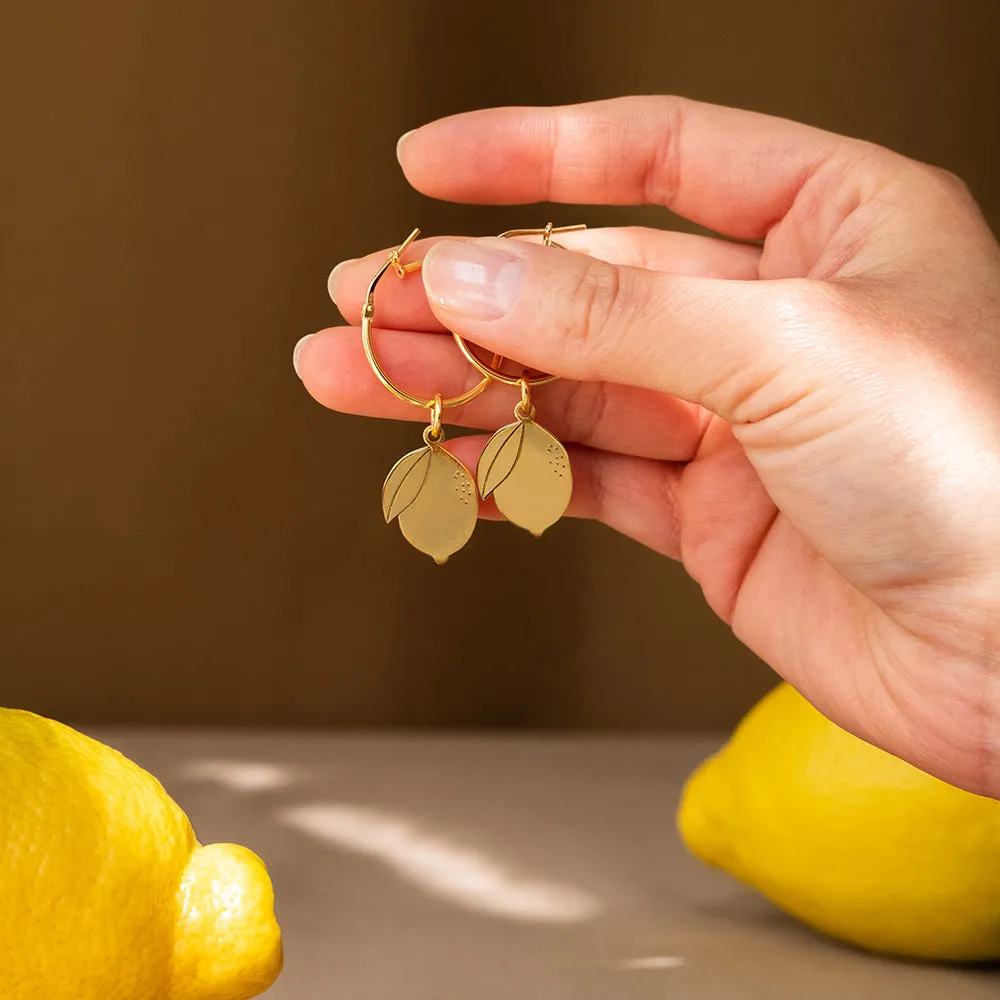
382, 425, 478, 564
477, 397, 572, 537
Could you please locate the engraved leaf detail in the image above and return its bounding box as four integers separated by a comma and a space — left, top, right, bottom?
382, 446, 431, 523
476, 421, 525, 499
488, 420, 572, 537
396, 448, 478, 564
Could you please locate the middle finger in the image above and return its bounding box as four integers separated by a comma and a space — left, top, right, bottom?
297, 325, 706, 461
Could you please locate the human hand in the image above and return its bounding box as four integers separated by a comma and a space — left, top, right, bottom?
297, 97, 1000, 797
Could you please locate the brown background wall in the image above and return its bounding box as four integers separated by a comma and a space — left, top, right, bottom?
1, 2, 997, 727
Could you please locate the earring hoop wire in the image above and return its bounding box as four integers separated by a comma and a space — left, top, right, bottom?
450, 223, 585, 387
361, 227, 492, 410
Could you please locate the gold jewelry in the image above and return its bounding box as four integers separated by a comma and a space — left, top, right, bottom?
362, 228, 490, 564
452, 223, 583, 537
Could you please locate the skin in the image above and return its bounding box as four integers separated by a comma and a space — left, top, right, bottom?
296, 97, 1000, 798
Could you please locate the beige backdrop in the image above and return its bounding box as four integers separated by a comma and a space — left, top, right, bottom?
1, 2, 997, 726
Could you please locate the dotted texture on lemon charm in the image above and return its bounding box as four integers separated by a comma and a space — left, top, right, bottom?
477, 419, 571, 536
383, 445, 478, 563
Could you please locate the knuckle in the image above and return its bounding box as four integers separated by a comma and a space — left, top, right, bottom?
769, 278, 851, 331
563, 258, 628, 373
908, 161, 974, 207
564, 380, 609, 447
926, 163, 972, 197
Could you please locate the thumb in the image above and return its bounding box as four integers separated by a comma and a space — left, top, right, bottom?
421, 236, 836, 422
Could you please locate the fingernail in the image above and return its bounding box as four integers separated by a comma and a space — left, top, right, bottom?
327, 259, 354, 303
396, 128, 417, 162
422, 240, 524, 320
292, 334, 313, 379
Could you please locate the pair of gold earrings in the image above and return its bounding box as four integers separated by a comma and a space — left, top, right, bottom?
359, 224, 583, 563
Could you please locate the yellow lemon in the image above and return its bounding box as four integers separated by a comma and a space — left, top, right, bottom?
677, 683, 1000, 961
0, 708, 282, 999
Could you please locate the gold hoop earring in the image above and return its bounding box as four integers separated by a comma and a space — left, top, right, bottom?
452, 223, 584, 537
362, 228, 491, 563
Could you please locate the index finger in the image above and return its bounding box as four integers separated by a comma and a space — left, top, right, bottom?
397, 96, 885, 240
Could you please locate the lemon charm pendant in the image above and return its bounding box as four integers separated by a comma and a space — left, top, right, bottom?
353, 224, 584, 560
382, 399, 478, 564
477, 379, 572, 537
359, 228, 492, 564
447, 222, 583, 538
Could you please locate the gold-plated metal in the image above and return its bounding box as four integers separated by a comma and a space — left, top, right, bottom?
451, 223, 585, 387
362, 228, 492, 410
423, 393, 444, 444
364, 231, 487, 563
477, 377, 572, 537
516, 378, 534, 420
495, 223, 586, 247
387, 227, 423, 278
467, 224, 581, 535
381, 436, 478, 565
359, 223, 582, 553
454, 339, 557, 388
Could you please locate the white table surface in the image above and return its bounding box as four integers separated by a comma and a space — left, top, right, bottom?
91, 731, 1000, 1000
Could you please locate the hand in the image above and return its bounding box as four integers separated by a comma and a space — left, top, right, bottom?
297, 97, 1000, 797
